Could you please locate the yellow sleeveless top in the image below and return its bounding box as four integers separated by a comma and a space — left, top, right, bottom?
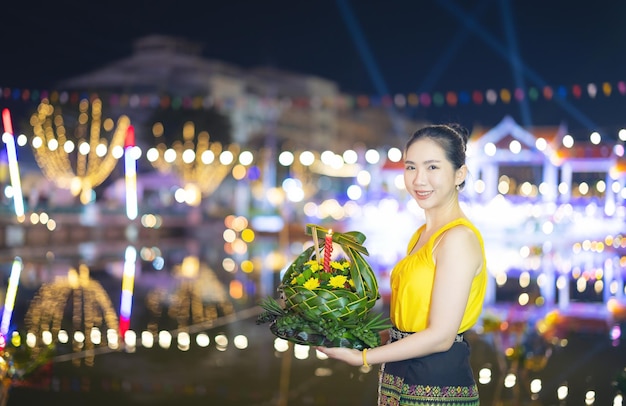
389, 218, 487, 333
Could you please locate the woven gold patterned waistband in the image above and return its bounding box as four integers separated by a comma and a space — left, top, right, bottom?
390, 327, 463, 342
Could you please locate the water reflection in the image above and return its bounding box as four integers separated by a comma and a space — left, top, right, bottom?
145, 256, 235, 333
0, 216, 625, 405
25, 264, 119, 366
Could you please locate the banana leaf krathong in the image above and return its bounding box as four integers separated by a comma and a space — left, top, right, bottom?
257, 224, 391, 349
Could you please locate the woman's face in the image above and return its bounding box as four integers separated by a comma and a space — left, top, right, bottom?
403, 137, 465, 210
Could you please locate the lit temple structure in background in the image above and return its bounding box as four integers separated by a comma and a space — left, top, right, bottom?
465, 116, 625, 307
356, 116, 625, 319
466, 115, 626, 209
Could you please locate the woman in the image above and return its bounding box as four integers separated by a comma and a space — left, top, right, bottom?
317, 123, 487, 405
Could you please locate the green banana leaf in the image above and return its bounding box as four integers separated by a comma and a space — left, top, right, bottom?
258, 223, 390, 349
303, 223, 378, 300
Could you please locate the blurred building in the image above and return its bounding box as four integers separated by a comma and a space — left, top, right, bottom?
57, 34, 424, 154
1, 34, 427, 248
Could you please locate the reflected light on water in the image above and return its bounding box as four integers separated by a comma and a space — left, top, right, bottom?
124, 330, 136, 349
530, 378, 542, 394
586, 390, 596, 405
177, 331, 191, 351
41, 330, 53, 345
107, 329, 119, 350
57, 330, 68, 344
293, 344, 310, 360
158, 330, 172, 349
141, 331, 154, 348
90, 327, 101, 345
478, 367, 492, 384
233, 334, 248, 349
274, 338, 289, 353
314, 367, 333, 377
557, 384, 569, 400
73, 331, 85, 346
504, 373, 517, 388
25, 332, 36, 347
196, 333, 210, 347
215, 333, 228, 351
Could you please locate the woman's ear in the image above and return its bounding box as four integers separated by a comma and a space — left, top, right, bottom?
455, 165, 468, 186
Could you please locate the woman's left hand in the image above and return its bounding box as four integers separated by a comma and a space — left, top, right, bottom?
315, 346, 363, 367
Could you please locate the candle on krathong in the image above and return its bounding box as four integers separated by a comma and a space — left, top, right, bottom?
323, 229, 333, 272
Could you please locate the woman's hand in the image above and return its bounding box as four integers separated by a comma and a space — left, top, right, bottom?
315, 346, 364, 367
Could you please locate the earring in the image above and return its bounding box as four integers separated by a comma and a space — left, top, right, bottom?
455, 184, 461, 191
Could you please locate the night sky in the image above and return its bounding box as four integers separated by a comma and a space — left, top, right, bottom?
3, 0, 626, 136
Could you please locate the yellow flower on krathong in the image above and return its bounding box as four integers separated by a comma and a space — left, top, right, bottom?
305, 260, 322, 272
303, 277, 320, 290
330, 261, 346, 271
290, 277, 298, 285
329, 275, 348, 288
348, 279, 355, 288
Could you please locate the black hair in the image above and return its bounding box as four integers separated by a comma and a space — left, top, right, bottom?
404, 123, 469, 188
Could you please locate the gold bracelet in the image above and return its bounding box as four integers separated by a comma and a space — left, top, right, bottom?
362, 348, 370, 367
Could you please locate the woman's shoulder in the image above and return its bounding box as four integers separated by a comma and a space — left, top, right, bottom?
437, 217, 479, 234
435, 218, 483, 247
434, 219, 485, 272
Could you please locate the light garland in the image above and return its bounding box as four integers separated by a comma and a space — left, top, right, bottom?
147, 121, 240, 205
2, 82, 626, 111
29, 98, 130, 204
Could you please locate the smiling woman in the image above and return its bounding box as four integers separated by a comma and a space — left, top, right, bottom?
316, 123, 487, 406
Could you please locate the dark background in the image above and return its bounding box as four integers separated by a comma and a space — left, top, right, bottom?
2, 0, 626, 135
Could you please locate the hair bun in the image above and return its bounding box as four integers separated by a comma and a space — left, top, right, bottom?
446, 123, 469, 149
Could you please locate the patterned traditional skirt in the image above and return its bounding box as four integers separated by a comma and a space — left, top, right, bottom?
377, 328, 480, 406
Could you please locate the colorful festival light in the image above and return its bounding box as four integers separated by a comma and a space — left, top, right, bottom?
124, 125, 138, 220
146, 121, 239, 205
4, 82, 626, 112
1, 108, 25, 220
119, 246, 137, 339
29, 98, 130, 204
0, 257, 23, 340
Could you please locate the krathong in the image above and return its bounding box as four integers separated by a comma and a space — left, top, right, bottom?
257, 224, 391, 349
